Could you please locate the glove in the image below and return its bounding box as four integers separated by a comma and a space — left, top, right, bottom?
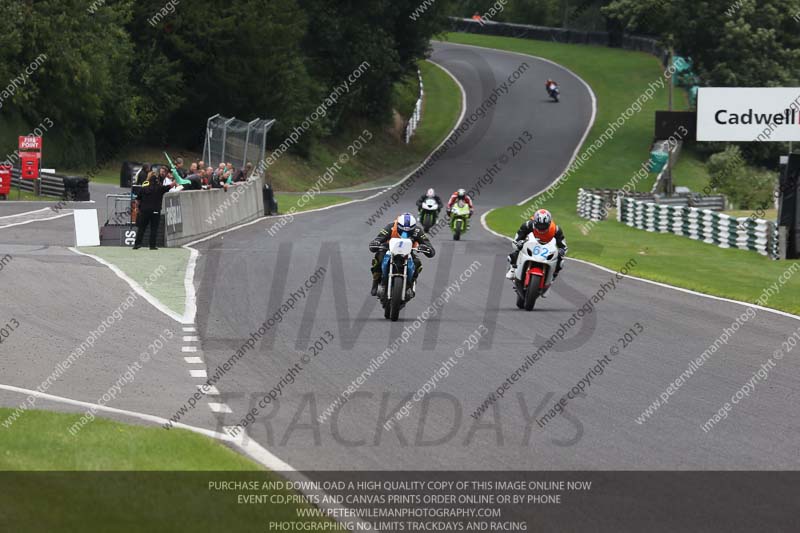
469, 210, 474, 218
515, 240, 525, 249
369, 241, 386, 253
558, 247, 566, 257
417, 244, 434, 258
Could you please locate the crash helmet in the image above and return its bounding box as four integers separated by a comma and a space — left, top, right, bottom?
396, 213, 417, 233
532, 209, 552, 231
531, 209, 555, 241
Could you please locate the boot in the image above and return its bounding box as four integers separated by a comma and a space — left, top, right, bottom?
371, 278, 380, 296
505, 265, 516, 279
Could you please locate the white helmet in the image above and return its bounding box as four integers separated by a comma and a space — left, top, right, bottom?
426, 188, 435, 198
396, 213, 417, 233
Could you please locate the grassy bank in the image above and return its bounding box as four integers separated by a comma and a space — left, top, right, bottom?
0, 408, 346, 531
69, 60, 461, 196
444, 33, 799, 315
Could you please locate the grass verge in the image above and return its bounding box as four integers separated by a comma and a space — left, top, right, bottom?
0, 408, 346, 532
77, 246, 189, 317
0, 189, 55, 201
444, 33, 800, 315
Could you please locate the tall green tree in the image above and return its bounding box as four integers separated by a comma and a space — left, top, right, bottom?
131, 0, 321, 150
299, 0, 452, 126
603, 0, 800, 87
12, 0, 139, 165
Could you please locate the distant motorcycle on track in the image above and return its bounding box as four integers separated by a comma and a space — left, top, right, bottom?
418, 198, 439, 233
547, 83, 560, 103
511, 233, 560, 310
449, 200, 471, 241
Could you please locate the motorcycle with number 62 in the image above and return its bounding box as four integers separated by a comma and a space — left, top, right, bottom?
511, 234, 559, 310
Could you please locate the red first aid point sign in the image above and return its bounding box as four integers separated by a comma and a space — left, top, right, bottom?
0, 165, 11, 197
18, 136, 42, 180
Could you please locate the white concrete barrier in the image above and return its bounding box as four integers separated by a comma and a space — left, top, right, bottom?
162, 176, 265, 247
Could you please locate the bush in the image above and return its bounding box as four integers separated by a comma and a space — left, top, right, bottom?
707, 145, 776, 209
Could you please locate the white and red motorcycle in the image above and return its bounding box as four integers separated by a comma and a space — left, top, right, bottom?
511, 234, 559, 310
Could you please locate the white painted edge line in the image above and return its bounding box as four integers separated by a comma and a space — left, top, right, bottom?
0, 200, 96, 205
180, 58, 468, 251
189, 369, 207, 378
68, 247, 185, 324
479, 211, 800, 321
432, 40, 599, 207
184, 356, 203, 364
208, 402, 233, 414
181, 247, 199, 324
0, 383, 372, 532
0, 211, 72, 230
182, 346, 197, 353
0, 207, 49, 219
320, 183, 397, 194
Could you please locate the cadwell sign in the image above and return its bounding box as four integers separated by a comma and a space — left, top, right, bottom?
697, 88, 800, 141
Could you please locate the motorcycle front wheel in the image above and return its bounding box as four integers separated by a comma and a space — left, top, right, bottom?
390, 279, 404, 321
524, 275, 541, 311
514, 279, 525, 309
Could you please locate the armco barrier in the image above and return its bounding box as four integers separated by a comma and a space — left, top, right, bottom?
162, 176, 265, 247
449, 18, 668, 62
404, 69, 424, 144
10, 168, 67, 198
618, 196, 779, 259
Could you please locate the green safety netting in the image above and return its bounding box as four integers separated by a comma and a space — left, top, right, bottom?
649, 151, 669, 173
672, 55, 698, 87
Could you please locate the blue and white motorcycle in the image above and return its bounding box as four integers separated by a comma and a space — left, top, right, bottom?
379, 235, 419, 321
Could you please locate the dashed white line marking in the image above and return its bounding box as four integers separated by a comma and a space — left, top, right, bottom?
208, 403, 233, 413
190, 369, 207, 378
183, 336, 199, 342
199, 385, 220, 395
182, 346, 198, 352
183, 326, 196, 332
184, 356, 203, 364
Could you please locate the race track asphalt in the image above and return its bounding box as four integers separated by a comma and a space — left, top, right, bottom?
2, 42, 798, 471
188, 42, 800, 470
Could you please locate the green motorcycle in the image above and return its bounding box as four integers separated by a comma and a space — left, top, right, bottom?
449, 200, 471, 241
418, 198, 439, 233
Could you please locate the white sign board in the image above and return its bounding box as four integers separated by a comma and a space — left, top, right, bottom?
697, 87, 800, 141
74, 209, 100, 247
